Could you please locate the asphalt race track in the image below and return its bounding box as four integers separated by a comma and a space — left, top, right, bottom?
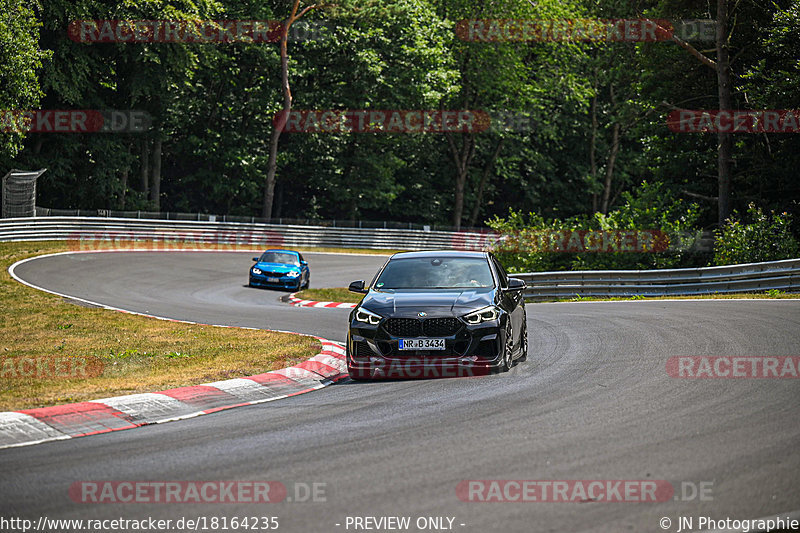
2, 251, 799, 533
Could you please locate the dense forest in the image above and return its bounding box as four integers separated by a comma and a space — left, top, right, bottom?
2, 0, 798, 235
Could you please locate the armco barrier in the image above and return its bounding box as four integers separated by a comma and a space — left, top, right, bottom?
516, 259, 800, 300
0, 216, 496, 251
1, 216, 796, 297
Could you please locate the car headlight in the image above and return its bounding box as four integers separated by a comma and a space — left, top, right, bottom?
286, 270, 300, 278
252, 267, 262, 275
354, 307, 382, 325
462, 305, 500, 325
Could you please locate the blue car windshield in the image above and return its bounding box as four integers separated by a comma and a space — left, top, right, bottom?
375, 257, 494, 289
259, 252, 300, 266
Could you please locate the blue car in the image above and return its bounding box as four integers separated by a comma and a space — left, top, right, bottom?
248, 249, 310, 291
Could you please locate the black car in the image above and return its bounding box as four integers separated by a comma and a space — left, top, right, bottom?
346, 251, 527, 380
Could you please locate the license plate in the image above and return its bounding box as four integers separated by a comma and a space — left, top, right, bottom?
267, 277, 281, 283
399, 338, 445, 350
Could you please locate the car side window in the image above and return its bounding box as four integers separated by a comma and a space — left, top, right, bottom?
298, 253, 305, 263
491, 257, 509, 288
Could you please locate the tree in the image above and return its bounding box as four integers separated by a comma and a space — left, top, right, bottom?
262, 0, 321, 219
643, 1, 732, 225
436, 0, 590, 229
0, 0, 50, 161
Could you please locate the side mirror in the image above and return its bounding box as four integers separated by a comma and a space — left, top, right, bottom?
252, 257, 260, 262
348, 280, 368, 294
300, 260, 308, 266
507, 278, 526, 291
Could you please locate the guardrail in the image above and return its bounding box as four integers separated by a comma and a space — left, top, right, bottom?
0, 216, 494, 251
516, 259, 800, 300
33, 206, 477, 232
1, 216, 796, 298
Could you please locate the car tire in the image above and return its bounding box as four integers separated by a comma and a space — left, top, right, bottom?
518, 308, 528, 363
495, 321, 514, 373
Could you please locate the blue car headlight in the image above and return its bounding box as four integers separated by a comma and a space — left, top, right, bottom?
286, 270, 300, 278
252, 267, 262, 275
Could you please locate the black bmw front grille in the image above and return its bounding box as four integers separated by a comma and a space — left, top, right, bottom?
423, 318, 460, 337
384, 318, 461, 338
385, 318, 422, 337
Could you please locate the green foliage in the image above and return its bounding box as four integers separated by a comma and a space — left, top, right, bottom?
577, 182, 703, 269
1, 0, 798, 235
713, 204, 799, 265
486, 209, 575, 273
0, 0, 51, 159
488, 182, 704, 272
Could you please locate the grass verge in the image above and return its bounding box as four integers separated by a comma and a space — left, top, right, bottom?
296, 288, 799, 305
0, 241, 323, 411
533, 291, 798, 303
294, 288, 363, 304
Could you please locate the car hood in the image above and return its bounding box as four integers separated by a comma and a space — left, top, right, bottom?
360, 289, 495, 317
254, 261, 299, 273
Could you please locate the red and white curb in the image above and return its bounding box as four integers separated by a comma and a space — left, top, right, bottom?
0, 339, 347, 450
1, 252, 349, 450
286, 293, 357, 309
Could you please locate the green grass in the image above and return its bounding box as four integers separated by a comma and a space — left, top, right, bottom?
0, 241, 326, 411
294, 247, 397, 256
297, 287, 799, 306
295, 287, 364, 304
534, 291, 799, 303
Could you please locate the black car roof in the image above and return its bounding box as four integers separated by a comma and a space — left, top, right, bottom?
389, 250, 488, 259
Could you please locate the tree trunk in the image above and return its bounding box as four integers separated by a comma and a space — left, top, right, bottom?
716, 0, 732, 225
601, 122, 620, 215
119, 168, 128, 210
118, 142, 131, 209
468, 139, 503, 227
262, 1, 318, 219
263, 121, 282, 219
150, 138, 161, 210
654, 9, 732, 225
140, 138, 149, 195
453, 170, 466, 229
590, 89, 599, 213
274, 183, 283, 219
446, 132, 475, 230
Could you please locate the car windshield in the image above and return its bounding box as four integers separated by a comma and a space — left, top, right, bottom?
259, 252, 299, 266
374, 257, 494, 289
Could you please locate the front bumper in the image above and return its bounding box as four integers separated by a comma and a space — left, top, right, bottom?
249, 273, 301, 290
346, 316, 505, 379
